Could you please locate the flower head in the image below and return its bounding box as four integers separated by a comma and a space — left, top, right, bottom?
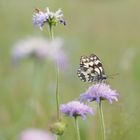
59, 101, 93, 119
80, 83, 118, 104
33, 9, 48, 30
11, 36, 68, 70
32, 7, 66, 30
11, 36, 48, 65
19, 128, 54, 140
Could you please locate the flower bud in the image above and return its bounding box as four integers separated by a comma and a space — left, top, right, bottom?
50, 122, 66, 136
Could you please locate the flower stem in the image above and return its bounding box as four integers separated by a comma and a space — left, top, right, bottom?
99, 101, 106, 140
49, 24, 54, 40
74, 117, 81, 140
49, 24, 60, 120
56, 66, 60, 120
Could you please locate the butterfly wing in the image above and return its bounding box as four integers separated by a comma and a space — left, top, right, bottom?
77, 54, 106, 82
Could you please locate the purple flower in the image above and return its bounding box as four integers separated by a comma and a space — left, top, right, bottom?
19, 128, 54, 140
11, 37, 68, 70
32, 7, 66, 30
59, 101, 93, 119
33, 9, 48, 30
80, 83, 118, 104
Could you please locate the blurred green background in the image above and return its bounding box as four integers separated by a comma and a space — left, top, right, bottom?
0, 0, 140, 140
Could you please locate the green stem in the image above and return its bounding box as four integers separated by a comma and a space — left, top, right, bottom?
74, 117, 81, 140
49, 24, 54, 40
56, 66, 60, 120
99, 101, 106, 140
49, 24, 60, 120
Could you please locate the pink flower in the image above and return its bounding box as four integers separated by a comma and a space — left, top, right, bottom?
20, 128, 54, 140
11, 37, 68, 70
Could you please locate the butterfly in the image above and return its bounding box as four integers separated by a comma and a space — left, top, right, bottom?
77, 54, 107, 83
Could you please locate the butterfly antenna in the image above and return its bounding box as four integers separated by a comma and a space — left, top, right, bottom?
107, 73, 119, 79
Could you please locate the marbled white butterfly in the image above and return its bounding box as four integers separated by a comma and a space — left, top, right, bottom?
77, 54, 107, 82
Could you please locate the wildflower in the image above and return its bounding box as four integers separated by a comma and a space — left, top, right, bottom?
19, 128, 54, 140
32, 7, 66, 30
11, 36, 48, 65
33, 9, 48, 30
11, 37, 68, 70
59, 101, 93, 119
80, 83, 118, 104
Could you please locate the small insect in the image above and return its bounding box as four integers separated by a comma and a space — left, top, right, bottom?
34, 8, 41, 13
77, 54, 107, 83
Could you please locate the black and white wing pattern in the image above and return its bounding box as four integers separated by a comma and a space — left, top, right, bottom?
77, 54, 107, 82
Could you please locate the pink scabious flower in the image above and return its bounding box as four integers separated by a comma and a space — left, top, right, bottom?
80, 83, 118, 104
11, 37, 68, 70
19, 128, 54, 140
59, 101, 93, 119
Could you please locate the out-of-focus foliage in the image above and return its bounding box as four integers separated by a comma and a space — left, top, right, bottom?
0, 0, 140, 140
